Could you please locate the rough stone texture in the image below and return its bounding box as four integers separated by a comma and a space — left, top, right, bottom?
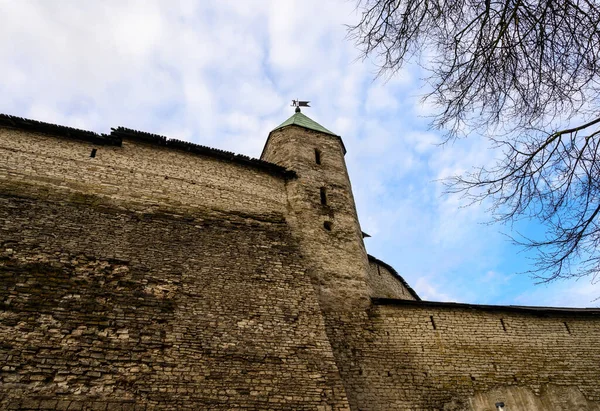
0, 127, 350, 410
0, 128, 288, 216
339, 301, 600, 410
468, 385, 600, 411
261, 126, 371, 312
2, 118, 600, 410
262, 126, 376, 411
367, 258, 417, 300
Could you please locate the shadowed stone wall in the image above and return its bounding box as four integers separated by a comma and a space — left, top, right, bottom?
340, 300, 600, 410
3, 120, 600, 411
261, 126, 375, 411
0, 127, 350, 410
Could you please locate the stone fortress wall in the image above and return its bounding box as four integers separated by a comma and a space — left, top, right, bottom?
367, 255, 419, 301
341, 300, 600, 410
1, 113, 600, 411
0, 119, 350, 410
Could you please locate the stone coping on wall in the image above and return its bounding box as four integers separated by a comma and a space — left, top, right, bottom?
0, 113, 297, 179
110, 127, 297, 178
0, 113, 121, 146
372, 297, 600, 315
367, 254, 421, 301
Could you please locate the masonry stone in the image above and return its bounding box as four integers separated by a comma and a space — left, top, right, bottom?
0, 112, 599, 410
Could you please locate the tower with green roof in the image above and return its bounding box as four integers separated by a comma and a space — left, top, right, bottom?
262, 107, 372, 410
261, 108, 370, 312
272, 109, 338, 138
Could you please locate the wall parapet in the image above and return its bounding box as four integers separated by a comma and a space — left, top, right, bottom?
0, 113, 297, 179
372, 297, 600, 315
367, 255, 421, 300
0, 113, 121, 146
111, 127, 297, 178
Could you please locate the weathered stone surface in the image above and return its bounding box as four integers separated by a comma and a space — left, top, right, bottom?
468, 385, 600, 411
1, 118, 600, 410
0, 127, 350, 410
367, 256, 417, 300
332, 302, 600, 410
262, 126, 371, 312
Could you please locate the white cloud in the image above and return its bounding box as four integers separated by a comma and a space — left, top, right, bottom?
414, 277, 458, 302
0, 0, 594, 308
514, 280, 600, 308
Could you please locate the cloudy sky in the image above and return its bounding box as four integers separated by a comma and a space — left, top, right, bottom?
1, 0, 598, 307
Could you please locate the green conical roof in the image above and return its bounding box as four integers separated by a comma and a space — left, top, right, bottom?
272, 111, 338, 136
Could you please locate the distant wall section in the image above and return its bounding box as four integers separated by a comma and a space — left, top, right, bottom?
346, 300, 600, 410
367, 255, 419, 301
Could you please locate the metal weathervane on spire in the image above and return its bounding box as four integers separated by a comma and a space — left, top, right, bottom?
291, 99, 310, 113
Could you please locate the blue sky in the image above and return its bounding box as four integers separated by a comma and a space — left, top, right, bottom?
1, 0, 598, 307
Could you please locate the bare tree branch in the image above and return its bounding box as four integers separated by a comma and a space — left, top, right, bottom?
349, 0, 600, 283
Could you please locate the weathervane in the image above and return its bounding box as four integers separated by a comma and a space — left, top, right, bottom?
291, 99, 310, 113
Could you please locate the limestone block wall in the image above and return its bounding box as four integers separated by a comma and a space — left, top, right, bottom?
343, 299, 600, 410
4, 119, 600, 411
261, 126, 371, 311
0, 126, 351, 410
367, 256, 418, 301
262, 125, 375, 411
0, 127, 289, 216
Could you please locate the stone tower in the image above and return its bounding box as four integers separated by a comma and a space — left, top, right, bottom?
261, 109, 371, 311
3, 112, 600, 411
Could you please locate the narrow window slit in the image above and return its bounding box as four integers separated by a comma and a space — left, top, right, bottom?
320, 187, 327, 205
500, 318, 507, 332
429, 315, 437, 330
323, 221, 333, 231
315, 148, 321, 164
564, 321, 571, 334
90, 148, 97, 158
